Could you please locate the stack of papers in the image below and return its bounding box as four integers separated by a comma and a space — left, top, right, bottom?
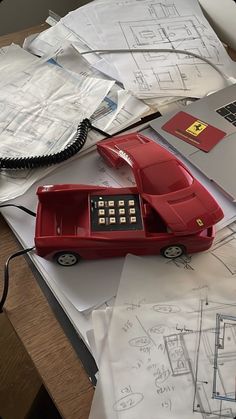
89, 237, 236, 418
0, 29, 151, 202
2, 0, 235, 202
1, 1, 236, 416
28, 0, 236, 102
0, 44, 115, 201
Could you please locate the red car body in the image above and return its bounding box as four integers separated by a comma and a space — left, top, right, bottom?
35, 133, 224, 265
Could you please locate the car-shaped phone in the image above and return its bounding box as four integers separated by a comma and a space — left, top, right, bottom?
35, 133, 224, 266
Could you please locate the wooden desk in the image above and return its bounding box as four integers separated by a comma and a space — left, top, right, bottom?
0, 26, 94, 419
1, 23, 235, 419
0, 217, 94, 419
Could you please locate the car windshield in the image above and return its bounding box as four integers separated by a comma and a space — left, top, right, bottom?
139, 161, 193, 194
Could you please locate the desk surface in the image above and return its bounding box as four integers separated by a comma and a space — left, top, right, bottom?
0, 26, 94, 419
0, 217, 94, 419
1, 22, 236, 419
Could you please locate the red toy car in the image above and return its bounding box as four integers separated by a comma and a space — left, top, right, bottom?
35, 133, 224, 266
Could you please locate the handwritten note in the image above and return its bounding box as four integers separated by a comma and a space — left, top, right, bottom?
92, 297, 236, 418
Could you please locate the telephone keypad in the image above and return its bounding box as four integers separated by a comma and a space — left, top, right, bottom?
90, 194, 143, 231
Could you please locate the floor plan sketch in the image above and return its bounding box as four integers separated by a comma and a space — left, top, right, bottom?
164, 333, 192, 376
105, 299, 236, 418
149, 2, 180, 19
118, 12, 226, 96
120, 16, 220, 64
120, 17, 202, 47
61, 0, 235, 97
186, 301, 236, 417
134, 64, 186, 91
213, 314, 236, 403
84, 0, 235, 98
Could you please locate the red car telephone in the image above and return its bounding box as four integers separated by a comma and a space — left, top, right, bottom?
35, 133, 224, 266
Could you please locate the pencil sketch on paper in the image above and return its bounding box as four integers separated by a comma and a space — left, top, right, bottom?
117, 9, 223, 95
188, 301, 236, 417
210, 233, 236, 275
120, 15, 216, 61
149, 3, 180, 20
213, 314, 236, 403
165, 224, 236, 275
108, 298, 236, 418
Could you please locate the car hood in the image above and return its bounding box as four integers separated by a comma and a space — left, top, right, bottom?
142, 184, 224, 235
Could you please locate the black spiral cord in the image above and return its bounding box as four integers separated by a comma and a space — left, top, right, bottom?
0, 118, 98, 170
0, 117, 112, 311
0, 118, 112, 310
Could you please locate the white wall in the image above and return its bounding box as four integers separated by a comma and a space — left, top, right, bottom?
0, 0, 91, 35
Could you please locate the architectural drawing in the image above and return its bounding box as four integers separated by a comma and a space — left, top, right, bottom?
112, 2, 229, 96
120, 16, 204, 48
149, 3, 180, 19
134, 64, 186, 91
188, 301, 236, 417
211, 233, 236, 275
106, 299, 236, 418
164, 333, 191, 376
63, 0, 234, 97
158, 300, 236, 417
213, 314, 236, 403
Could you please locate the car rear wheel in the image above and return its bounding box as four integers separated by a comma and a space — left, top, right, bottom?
55, 251, 80, 266
161, 245, 185, 259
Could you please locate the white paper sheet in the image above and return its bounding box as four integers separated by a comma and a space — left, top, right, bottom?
62, 0, 236, 98
92, 297, 236, 418
0, 45, 114, 157
27, 20, 122, 82
26, 25, 151, 134
0, 44, 114, 202
117, 216, 236, 304
90, 220, 236, 417
89, 209, 236, 418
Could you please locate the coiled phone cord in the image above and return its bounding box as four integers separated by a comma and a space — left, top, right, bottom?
0, 118, 92, 170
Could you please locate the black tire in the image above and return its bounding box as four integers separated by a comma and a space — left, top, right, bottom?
54, 251, 80, 266
161, 245, 185, 259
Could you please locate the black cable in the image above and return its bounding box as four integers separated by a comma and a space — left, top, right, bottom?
0, 114, 157, 170
0, 204, 36, 217
0, 246, 34, 313
89, 123, 112, 138
0, 118, 91, 170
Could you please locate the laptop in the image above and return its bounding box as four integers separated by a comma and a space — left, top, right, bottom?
150, 84, 236, 201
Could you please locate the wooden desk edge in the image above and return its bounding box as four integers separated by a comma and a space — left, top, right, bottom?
0, 24, 94, 419
0, 23, 49, 47
1, 23, 235, 419
0, 215, 94, 419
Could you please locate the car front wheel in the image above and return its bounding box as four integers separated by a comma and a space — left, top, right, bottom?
161, 245, 185, 259
55, 251, 80, 266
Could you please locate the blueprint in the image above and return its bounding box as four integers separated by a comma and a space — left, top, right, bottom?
62, 0, 236, 98
0, 45, 113, 158
0, 44, 114, 202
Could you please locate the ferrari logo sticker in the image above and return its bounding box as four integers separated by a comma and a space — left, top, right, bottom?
196, 218, 204, 227
186, 120, 208, 136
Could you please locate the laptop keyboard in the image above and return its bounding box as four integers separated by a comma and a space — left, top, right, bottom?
216, 101, 236, 126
